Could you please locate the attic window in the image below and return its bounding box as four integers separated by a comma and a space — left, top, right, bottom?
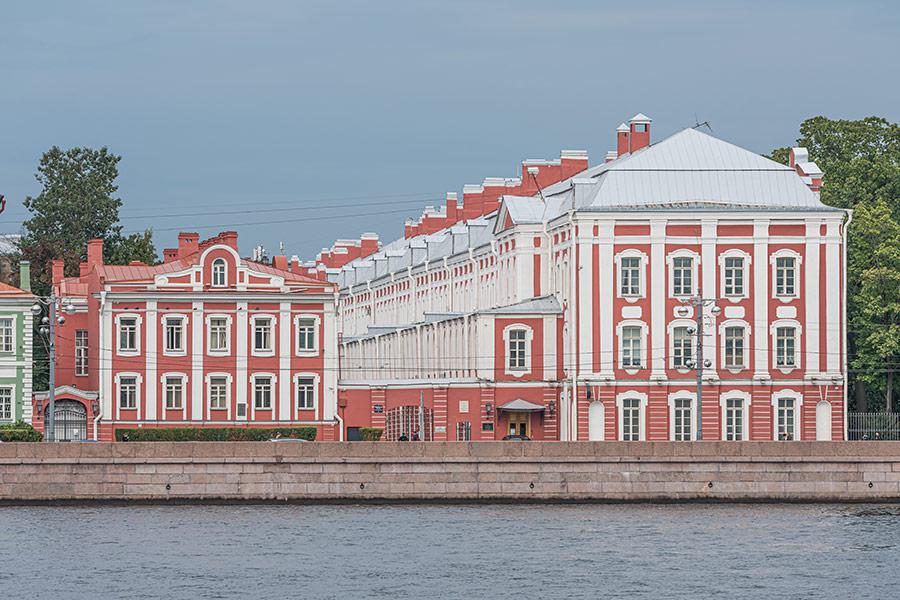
633, 123, 647, 133
212, 259, 227, 287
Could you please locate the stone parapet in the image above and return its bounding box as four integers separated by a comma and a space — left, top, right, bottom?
1, 442, 899, 503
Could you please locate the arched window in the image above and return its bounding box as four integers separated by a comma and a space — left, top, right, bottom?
212, 258, 227, 287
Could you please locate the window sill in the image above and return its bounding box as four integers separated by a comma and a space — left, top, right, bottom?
622, 367, 643, 376
117, 351, 140, 357
295, 350, 319, 358
163, 351, 187, 357
774, 295, 799, 303
775, 366, 799, 374
210, 407, 228, 411
619, 295, 644, 304
251, 350, 276, 357
504, 369, 531, 378
208, 350, 231, 357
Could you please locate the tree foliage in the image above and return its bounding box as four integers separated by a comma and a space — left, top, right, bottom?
772, 116, 900, 411
18, 146, 157, 296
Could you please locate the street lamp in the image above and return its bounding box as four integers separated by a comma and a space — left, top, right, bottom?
679, 295, 720, 441
32, 296, 76, 442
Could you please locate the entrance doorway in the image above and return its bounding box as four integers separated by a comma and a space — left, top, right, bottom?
47, 400, 87, 441
816, 400, 832, 441
508, 412, 530, 437
589, 401, 605, 441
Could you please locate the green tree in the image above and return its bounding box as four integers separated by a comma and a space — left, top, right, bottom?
18, 146, 157, 296
771, 116, 900, 411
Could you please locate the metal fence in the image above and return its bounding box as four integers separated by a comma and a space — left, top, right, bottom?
847, 412, 900, 441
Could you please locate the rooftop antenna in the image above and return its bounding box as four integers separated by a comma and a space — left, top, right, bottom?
692, 115, 713, 133
527, 167, 547, 202
279, 241, 285, 255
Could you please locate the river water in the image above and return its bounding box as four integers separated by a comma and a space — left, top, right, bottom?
0, 503, 897, 599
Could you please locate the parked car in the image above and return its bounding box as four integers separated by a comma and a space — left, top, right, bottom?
502, 435, 531, 441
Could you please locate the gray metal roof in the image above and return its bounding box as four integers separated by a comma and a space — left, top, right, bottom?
478, 295, 561, 315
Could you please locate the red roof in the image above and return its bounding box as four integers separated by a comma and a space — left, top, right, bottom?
0, 282, 34, 297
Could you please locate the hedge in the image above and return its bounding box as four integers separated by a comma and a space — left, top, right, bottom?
115, 426, 317, 442
360, 427, 383, 441
0, 420, 42, 442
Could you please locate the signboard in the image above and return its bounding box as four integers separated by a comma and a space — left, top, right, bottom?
373, 405, 384, 413
435, 426, 447, 434
482, 422, 494, 432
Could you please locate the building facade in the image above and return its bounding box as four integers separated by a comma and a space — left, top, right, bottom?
320, 115, 850, 441
0, 261, 34, 425
33, 232, 340, 441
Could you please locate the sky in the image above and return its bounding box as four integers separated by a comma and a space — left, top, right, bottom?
0, 0, 897, 261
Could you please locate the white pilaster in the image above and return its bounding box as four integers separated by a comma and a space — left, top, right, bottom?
236, 302, 248, 420
323, 300, 338, 421
597, 222, 614, 378
804, 222, 821, 377
191, 302, 203, 421
278, 302, 291, 421
649, 220, 666, 378
145, 301, 157, 420
701, 220, 717, 373
101, 300, 113, 420
753, 220, 770, 378
578, 224, 596, 375
825, 221, 841, 374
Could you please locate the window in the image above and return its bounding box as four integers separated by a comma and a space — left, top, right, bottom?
776, 326, 797, 368
775, 256, 796, 297
212, 258, 227, 287
296, 318, 316, 353
672, 257, 693, 296
0, 318, 13, 353
119, 376, 137, 409
776, 398, 796, 440
208, 317, 229, 353
622, 398, 641, 441
253, 317, 273, 353
456, 421, 472, 441
724, 326, 745, 369
118, 317, 138, 353
209, 376, 228, 410
164, 316, 185, 354
724, 257, 744, 296
672, 327, 693, 369
296, 377, 315, 410
0, 388, 12, 420
620, 257, 641, 296
254, 376, 273, 410
673, 398, 693, 441
725, 398, 744, 441
75, 330, 89, 376
165, 376, 184, 410
621, 326, 643, 369
507, 329, 527, 370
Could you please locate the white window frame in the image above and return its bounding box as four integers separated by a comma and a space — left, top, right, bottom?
668, 391, 697, 441
770, 319, 802, 373
161, 372, 187, 412
720, 390, 751, 441
718, 249, 751, 301
162, 313, 188, 357
75, 329, 89, 376
206, 372, 231, 411
252, 373, 276, 410
0, 317, 14, 354
0, 386, 14, 421
770, 249, 802, 301
616, 392, 648, 441
616, 319, 648, 374
771, 390, 803, 441
115, 313, 142, 356
502, 323, 533, 376
718, 319, 750, 372
615, 249, 648, 301
115, 372, 141, 411
667, 319, 696, 372
251, 314, 276, 357
206, 314, 232, 356
667, 249, 700, 298
294, 314, 320, 356
211, 258, 228, 287
294, 373, 319, 411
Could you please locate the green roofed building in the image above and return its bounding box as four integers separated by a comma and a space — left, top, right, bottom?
0, 261, 35, 424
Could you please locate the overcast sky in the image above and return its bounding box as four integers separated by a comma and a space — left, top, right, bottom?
0, 0, 897, 260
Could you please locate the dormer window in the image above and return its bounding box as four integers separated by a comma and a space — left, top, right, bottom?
212, 258, 227, 287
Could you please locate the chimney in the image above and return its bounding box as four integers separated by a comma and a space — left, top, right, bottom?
87, 238, 104, 268
19, 260, 31, 292
360, 233, 379, 256
605, 151, 618, 163
628, 113, 652, 152
789, 147, 824, 194
51, 259, 65, 285
272, 255, 288, 271
163, 248, 178, 263
289, 256, 301, 272
177, 232, 200, 258
616, 123, 630, 156
219, 231, 238, 250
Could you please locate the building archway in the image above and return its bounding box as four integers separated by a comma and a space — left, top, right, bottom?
45, 399, 87, 442
588, 401, 605, 441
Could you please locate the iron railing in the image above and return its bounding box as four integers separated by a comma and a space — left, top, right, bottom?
848, 412, 900, 441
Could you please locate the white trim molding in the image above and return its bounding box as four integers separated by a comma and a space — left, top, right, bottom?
667, 318, 696, 372
718, 318, 751, 373
250, 314, 277, 357
114, 312, 142, 356
615, 391, 648, 441
770, 248, 803, 302
614, 248, 648, 302
719, 389, 751, 441
616, 319, 648, 374
717, 248, 752, 301
161, 313, 188, 357
667, 390, 697, 441
770, 318, 803, 374
294, 313, 321, 356
205, 313, 233, 356
293, 372, 321, 419
204, 372, 233, 419
666, 248, 700, 298
114, 372, 143, 419
771, 388, 804, 440
502, 323, 534, 377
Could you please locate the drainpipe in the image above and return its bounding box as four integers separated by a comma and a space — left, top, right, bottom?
93, 291, 107, 441
842, 209, 853, 441
568, 215, 577, 441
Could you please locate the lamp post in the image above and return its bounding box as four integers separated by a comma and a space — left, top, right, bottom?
32, 294, 75, 442
677, 296, 721, 441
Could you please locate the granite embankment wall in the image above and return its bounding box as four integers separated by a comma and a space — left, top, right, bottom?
2, 441, 900, 503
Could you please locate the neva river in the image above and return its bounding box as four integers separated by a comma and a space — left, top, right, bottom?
1, 503, 898, 599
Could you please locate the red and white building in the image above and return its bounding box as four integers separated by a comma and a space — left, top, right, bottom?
324, 114, 850, 441
34, 231, 340, 441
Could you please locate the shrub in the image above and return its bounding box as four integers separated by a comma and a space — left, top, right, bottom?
115, 426, 317, 442
0, 420, 42, 442
359, 427, 383, 441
